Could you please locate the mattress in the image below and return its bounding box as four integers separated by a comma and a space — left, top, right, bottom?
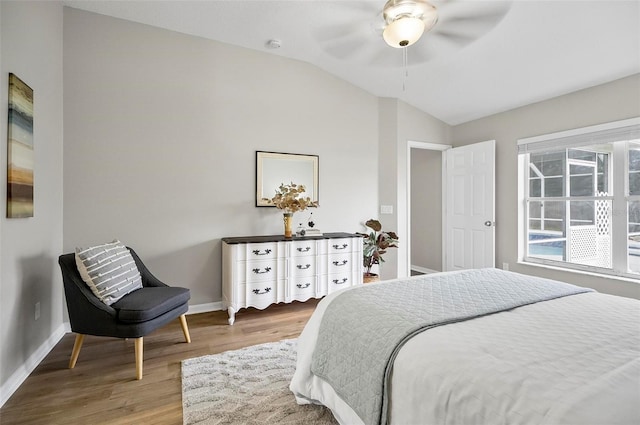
290, 270, 640, 425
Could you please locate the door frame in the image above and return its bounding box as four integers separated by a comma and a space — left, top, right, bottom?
405, 141, 451, 276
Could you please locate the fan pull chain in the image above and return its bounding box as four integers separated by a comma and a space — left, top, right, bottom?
402, 47, 408, 91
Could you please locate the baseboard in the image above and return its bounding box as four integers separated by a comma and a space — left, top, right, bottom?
0, 323, 67, 408
187, 301, 223, 315
0, 303, 222, 408
411, 265, 440, 275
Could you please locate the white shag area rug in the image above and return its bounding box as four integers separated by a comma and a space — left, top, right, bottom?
181, 339, 338, 425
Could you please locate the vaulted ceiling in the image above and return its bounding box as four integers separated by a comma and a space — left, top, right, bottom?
63, 0, 640, 125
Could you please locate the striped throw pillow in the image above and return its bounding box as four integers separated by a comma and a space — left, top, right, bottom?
75, 240, 143, 306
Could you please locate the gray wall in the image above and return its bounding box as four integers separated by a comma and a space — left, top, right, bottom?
452, 74, 640, 298
378, 98, 451, 280
62, 8, 381, 306
0, 1, 64, 404
411, 148, 442, 272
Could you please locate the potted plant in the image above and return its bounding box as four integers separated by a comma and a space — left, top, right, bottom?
264, 182, 318, 237
359, 219, 399, 283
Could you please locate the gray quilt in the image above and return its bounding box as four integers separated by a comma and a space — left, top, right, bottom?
310, 268, 593, 425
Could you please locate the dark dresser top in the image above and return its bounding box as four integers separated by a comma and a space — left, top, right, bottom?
222, 232, 361, 244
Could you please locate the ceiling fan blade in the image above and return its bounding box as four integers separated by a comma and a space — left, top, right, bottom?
430, 28, 476, 46
312, 1, 384, 62
408, 43, 438, 64
369, 46, 405, 67
315, 22, 367, 44
319, 25, 381, 60
365, 42, 437, 68
438, 0, 511, 27
324, 35, 376, 61
403, 0, 512, 60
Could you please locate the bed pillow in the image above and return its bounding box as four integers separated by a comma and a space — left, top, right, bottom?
75, 240, 143, 306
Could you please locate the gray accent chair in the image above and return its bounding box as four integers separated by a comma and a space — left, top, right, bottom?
58, 247, 191, 380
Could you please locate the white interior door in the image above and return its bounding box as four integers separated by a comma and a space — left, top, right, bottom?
445, 140, 495, 270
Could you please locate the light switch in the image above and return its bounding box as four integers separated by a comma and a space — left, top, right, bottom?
380, 205, 393, 214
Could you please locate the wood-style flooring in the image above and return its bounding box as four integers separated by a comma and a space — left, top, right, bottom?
0, 300, 319, 425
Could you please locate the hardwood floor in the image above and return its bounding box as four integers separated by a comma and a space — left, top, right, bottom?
0, 300, 320, 425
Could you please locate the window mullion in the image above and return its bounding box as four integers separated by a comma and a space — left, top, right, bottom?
519, 154, 529, 260
564, 151, 570, 258
611, 142, 627, 273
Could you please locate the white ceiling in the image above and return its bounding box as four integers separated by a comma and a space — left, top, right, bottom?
62, 0, 640, 125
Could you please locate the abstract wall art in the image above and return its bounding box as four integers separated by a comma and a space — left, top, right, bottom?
7, 73, 34, 218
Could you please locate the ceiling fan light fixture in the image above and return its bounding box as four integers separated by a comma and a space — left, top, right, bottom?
383, 16, 425, 48
382, 0, 438, 48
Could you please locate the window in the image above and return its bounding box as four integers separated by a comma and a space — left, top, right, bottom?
518, 118, 640, 279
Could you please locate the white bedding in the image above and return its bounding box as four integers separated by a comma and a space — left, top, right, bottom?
290, 274, 640, 425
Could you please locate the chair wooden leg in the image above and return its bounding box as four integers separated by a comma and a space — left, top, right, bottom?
135, 337, 143, 380
179, 314, 191, 343
69, 334, 85, 369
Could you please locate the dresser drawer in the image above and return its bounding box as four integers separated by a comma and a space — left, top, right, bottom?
241, 242, 279, 260
327, 273, 352, 294
327, 238, 355, 254
242, 258, 284, 283
290, 258, 316, 277
291, 277, 315, 298
245, 281, 278, 309
291, 240, 317, 257
327, 253, 353, 274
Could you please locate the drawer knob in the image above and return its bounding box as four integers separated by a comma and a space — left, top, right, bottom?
332, 260, 348, 266
296, 283, 311, 289
252, 267, 272, 274
252, 287, 272, 295
333, 244, 348, 250
333, 278, 348, 284
252, 249, 272, 256
297, 246, 311, 252
297, 264, 311, 270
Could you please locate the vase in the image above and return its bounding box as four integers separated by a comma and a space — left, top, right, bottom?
283, 212, 293, 238
363, 273, 380, 284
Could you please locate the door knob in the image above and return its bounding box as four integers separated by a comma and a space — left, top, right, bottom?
484, 221, 495, 227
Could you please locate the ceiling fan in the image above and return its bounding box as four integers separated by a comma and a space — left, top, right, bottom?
314, 0, 512, 67
381, 0, 439, 48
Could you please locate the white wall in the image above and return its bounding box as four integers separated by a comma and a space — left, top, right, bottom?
0, 1, 64, 406
452, 74, 640, 299
63, 8, 380, 306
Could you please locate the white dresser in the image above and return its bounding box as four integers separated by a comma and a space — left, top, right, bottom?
222, 233, 363, 325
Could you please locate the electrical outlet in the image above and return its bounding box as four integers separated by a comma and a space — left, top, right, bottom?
502, 262, 509, 271
35, 302, 40, 321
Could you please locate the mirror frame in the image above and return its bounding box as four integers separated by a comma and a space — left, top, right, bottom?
256, 151, 319, 207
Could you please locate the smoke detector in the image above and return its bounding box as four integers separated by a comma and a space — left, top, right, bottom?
266, 39, 281, 49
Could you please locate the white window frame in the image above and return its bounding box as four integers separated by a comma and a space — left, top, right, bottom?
517, 117, 640, 280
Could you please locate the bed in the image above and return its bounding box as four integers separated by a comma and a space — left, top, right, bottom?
290, 268, 640, 425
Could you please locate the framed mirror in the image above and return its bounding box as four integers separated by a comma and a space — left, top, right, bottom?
256, 151, 319, 207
